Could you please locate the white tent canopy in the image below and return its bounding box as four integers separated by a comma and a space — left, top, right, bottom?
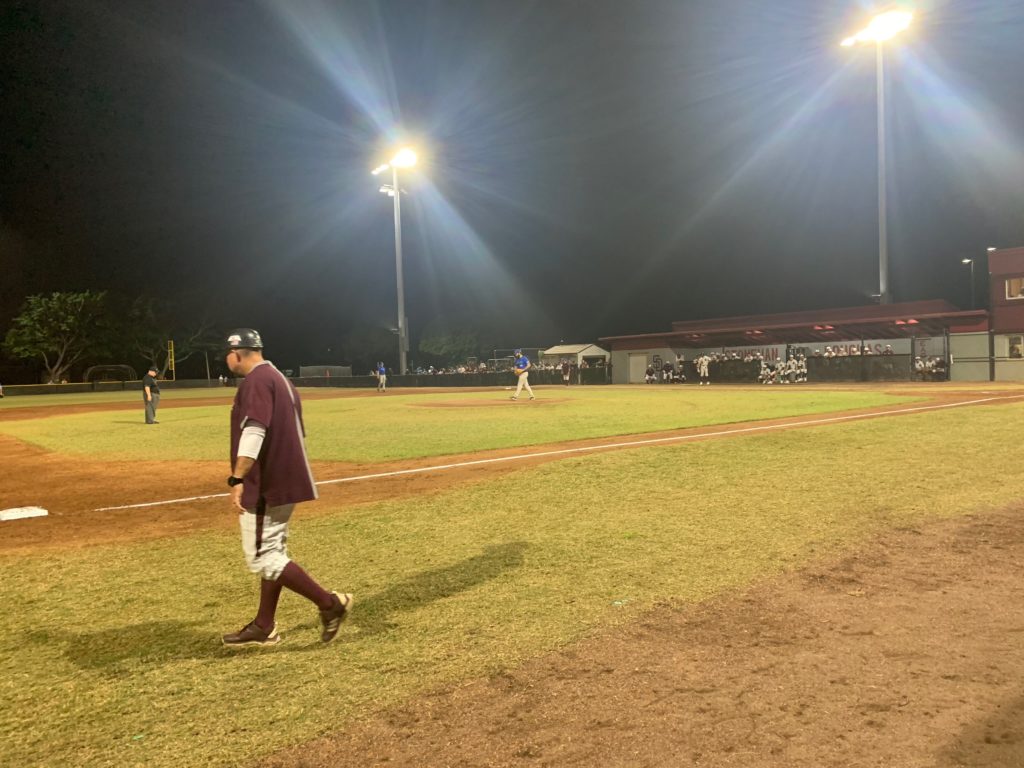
540, 344, 610, 365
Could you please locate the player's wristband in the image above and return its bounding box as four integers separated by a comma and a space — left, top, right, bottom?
227, 476, 244, 487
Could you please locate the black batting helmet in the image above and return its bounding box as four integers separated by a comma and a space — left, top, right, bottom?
225, 328, 264, 351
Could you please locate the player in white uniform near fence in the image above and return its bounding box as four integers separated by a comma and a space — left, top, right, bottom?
697, 354, 711, 386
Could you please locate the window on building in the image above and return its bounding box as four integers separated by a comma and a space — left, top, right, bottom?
1006, 277, 1024, 300
1010, 336, 1024, 359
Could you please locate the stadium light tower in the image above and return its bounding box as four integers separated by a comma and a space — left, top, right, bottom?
841, 9, 914, 306
372, 147, 418, 375
961, 258, 975, 309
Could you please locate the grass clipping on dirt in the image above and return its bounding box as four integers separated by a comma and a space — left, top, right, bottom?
1, 402, 1019, 767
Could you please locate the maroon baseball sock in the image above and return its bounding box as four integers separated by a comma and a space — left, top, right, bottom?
277, 561, 333, 610
255, 579, 283, 632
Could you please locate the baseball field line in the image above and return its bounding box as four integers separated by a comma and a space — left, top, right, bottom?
91, 393, 1020, 513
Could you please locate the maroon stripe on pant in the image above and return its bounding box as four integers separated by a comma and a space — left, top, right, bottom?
254, 497, 266, 558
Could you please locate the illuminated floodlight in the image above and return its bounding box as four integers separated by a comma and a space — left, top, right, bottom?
390, 147, 418, 168
370, 142, 421, 376
987, 246, 997, 252
962, 258, 972, 264
841, 10, 913, 47
371, 148, 418, 176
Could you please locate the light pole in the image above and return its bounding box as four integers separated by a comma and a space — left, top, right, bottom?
842, 10, 913, 306
985, 246, 997, 309
372, 147, 418, 375
962, 258, 975, 309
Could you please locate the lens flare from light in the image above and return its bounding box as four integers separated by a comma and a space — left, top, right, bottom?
391, 148, 418, 168
841, 10, 913, 47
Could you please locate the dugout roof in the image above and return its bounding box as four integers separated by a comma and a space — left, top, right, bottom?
600, 300, 989, 349
541, 344, 610, 358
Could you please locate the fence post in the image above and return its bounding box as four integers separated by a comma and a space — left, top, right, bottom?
989, 330, 996, 382
944, 327, 951, 381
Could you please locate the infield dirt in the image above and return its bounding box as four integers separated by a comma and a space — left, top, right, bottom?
0, 388, 1014, 554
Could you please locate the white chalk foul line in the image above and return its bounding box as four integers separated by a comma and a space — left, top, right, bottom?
92, 394, 1021, 513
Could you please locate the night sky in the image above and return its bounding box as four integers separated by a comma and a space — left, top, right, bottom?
3, 0, 1024, 369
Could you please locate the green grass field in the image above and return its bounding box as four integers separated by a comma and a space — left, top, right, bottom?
0, 386, 1019, 767
0, 386, 918, 462
0, 386, 238, 408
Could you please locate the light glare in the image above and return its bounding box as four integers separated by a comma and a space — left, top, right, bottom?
391, 147, 418, 168
841, 10, 913, 47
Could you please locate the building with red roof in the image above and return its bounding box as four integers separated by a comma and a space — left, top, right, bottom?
599, 247, 1024, 383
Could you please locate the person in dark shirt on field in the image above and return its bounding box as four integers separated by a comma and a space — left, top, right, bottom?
220, 328, 353, 648
142, 365, 160, 424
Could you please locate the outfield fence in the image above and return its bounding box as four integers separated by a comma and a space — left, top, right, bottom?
0, 379, 228, 397
293, 367, 612, 389
3, 357, 955, 397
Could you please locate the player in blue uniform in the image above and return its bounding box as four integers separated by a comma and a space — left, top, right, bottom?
376, 361, 387, 393
510, 349, 535, 401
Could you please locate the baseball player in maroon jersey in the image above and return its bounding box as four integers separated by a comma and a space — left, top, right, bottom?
221, 328, 353, 647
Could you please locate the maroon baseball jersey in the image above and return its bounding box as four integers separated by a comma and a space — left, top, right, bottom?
230, 361, 317, 509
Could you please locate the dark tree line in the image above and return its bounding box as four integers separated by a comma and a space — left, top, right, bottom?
2, 290, 221, 383
3, 291, 500, 383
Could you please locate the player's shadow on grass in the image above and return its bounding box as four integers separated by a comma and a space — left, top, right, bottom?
49, 621, 222, 673
54, 542, 530, 665
289, 541, 530, 642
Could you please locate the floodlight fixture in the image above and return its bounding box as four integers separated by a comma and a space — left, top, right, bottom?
841, 10, 913, 47
987, 246, 997, 252
371, 149, 418, 175
390, 147, 418, 168
370, 143, 420, 375
963, 257, 978, 308
841, 10, 915, 305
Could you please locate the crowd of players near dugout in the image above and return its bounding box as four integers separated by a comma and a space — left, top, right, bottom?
645, 346, 949, 385
371, 358, 603, 378
362, 346, 947, 387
